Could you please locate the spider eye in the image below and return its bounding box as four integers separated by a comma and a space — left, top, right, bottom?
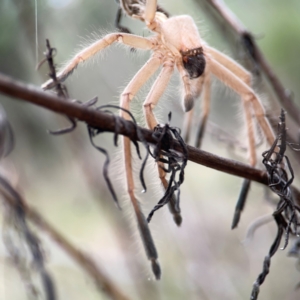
181, 48, 206, 79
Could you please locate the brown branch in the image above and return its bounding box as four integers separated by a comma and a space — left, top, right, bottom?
0, 174, 130, 300
196, 0, 300, 126
0, 72, 263, 180
0, 71, 300, 201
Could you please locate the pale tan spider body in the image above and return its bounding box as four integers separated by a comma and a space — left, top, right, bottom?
42, 0, 275, 280
159, 15, 203, 53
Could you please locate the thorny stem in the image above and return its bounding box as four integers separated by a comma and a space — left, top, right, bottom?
0, 175, 130, 300
196, 0, 300, 126
0, 72, 300, 202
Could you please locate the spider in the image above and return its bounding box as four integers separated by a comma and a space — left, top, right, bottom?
42, 0, 275, 279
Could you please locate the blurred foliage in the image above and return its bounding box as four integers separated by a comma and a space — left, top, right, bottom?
0, 0, 300, 299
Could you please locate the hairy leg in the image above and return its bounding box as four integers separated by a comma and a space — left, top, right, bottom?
42, 33, 154, 90
206, 46, 252, 86
120, 54, 162, 279
142, 59, 182, 224
144, 0, 157, 24
207, 47, 265, 228
196, 72, 211, 148
143, 59, 174, 128
191, 46, 252, 148
207, 57, 275, 166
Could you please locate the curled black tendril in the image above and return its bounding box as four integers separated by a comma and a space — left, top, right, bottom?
251, 109, 300, 300
88, 104, 151, 207
87, 125, 121, 209
147, 112, 188, 224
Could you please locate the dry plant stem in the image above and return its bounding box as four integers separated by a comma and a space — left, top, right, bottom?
198, 0, 300, 126
28, 208, 130, 300
0, 176, 130, 300
1, 72, 300, 199
0, 175, 56, 300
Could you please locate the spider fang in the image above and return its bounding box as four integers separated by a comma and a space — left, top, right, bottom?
181, 47, 206, 79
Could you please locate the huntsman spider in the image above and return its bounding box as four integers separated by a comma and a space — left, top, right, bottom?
42, 0, 275, 279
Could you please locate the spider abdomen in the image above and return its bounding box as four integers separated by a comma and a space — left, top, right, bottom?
181, 47, 206, 79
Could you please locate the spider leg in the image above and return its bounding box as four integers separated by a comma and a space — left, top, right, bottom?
181, 71, 211, 148
233, 115, 258, 228
243, 87, 257, 166
157, 163, 182, 225
196, 72, 211, 148
231, 178, 251, 229
143, 59, 181, 223
42, 33, 154, 90
203, 46, 254, 149
207, 55, 274, 229
183, 46, 253, 147
207, 57, 275, 166
179, 63, 203, 143
209, 49, 275, 147
120, 54, 162, 279
182, 110, 193, 143
144, 0, 157, 24
195, 46, 252, 149
206, 46, 252, 86
143, 60, 175, 129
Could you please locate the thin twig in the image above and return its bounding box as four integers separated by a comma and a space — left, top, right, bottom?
1, 174, 56, 300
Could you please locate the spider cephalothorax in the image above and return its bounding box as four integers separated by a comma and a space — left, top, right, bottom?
42, 0, 275, 280
181, 47, 206, 79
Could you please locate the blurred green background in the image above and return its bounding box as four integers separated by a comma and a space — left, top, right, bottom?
1, 0, 300, 299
